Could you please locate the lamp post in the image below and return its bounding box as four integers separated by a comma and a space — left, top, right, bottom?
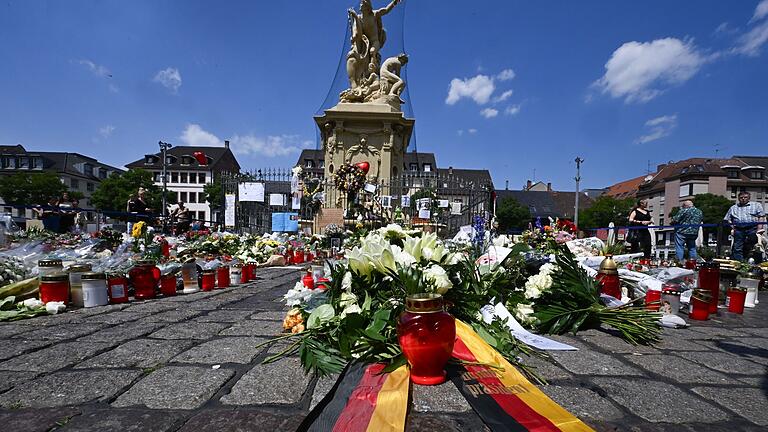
574, 157, 584, 229
159, 141, 173, 232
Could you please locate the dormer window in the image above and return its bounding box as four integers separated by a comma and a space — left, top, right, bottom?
749, 170, 765, 179
84, 163, 94, 177
423, 163, 432, 172
727, 170, 739, 179
98, 168, 107, 179
409, 163, 418, 171
144, 155, 158, 165
166, 155, 177, 165
741, 166, 766, 180
305, 159, 315, 168
180, 156, 193, 165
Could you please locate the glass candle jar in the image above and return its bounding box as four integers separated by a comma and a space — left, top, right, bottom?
217, 266, 230, 289
645, 289, 662, 310
246, 262, 257, 282
199, 270, 216, 291
661, 285, 681, 315
68, 263, 93, 307
302, 269, 315, 289
160, 273, 178, 297
181, 259, 200, 294
698, 261, 720, 314
39, 273, 70, 304
690, 291, 711, 320
81, 272, 109, 307
129, 259, 160, 299
38, 259, 63, 277
397, 293, 456, 385
726, 288, 747, 314
230, 264, 242, 286
107, 273, 129, 304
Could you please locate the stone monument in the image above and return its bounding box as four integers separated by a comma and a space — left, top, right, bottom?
315, 0, 414, 184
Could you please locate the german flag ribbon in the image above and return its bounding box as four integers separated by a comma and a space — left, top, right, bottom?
299, 319, 593, 432
297, 362, 410, 432
451, 319, 594, 432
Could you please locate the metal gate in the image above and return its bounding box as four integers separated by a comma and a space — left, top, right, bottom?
220, 169, 492, 237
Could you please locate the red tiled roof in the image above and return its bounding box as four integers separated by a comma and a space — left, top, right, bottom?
605, 175, 648, 199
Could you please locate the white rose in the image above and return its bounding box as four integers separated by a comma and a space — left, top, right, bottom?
423, 264, 453, 294
514, 303, 535, 325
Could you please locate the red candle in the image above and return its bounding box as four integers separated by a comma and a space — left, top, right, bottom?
689, 295, 710, 320
217, 266, 230, 289
200, 270, 216, 291
39, 274, 70, 304
129, 260, 159, 300
302, 270, 315, 290
107, 273, 129, 304
726, 289, 747, 314
698, 262, 720, 314
645, 290, 661, 310
397, 294, 455, 385
160, 274, 177, 296
596, 273, 621, 299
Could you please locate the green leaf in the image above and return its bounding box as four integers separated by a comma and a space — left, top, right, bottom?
0, 297, 16, 311
361, 292, 372, 312
363, 329, 387, 342
381, 354, 408, 373
472, 323, 498, 348
307, 304, 335, 329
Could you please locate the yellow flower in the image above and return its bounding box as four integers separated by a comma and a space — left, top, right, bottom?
131, 221, 146, 238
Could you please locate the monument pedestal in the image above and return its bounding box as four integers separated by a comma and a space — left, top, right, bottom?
315, 102, 414, 184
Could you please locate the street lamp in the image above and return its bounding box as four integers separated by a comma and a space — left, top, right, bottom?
159, 141, 173, 232
574, 157, 584, 230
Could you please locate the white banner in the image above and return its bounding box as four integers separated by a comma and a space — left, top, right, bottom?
238, 182, 264, 202
269, 194, 285, 206
481, 303, 577, 351
224, 194, 236, 227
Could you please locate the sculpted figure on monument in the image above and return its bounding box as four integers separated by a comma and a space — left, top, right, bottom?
341, 0, 402, 104
380, 53, 408, 98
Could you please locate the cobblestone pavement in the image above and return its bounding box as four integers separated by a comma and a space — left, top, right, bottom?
0, 267, 766, 431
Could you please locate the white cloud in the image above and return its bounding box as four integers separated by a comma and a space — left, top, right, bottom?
78, 59, 111, 78
446, 74, 495, 105
735, 20, 768, 56
751, 0, 768, 23
635, 114, 678, 144
497, 69, 516, 81
98, 125, 115, 138
480, 108, 499, 118
505, 104, 522, 116
468, 128, 478, 134
593, 38, 705, 103
153, 67, 182, 93
179, 124, 303, 158
180, 124, 221, 147
493, 90, 514, 103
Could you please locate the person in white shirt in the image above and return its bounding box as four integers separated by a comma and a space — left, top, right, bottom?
723, 191, 766, 261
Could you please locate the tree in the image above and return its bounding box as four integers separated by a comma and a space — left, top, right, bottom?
202, 180, 224, 210
0, 172, 68, 206
495, 196, 531, 233
90, 169, 174, 215
692, 193, 732, 226
578, 196, 635, 229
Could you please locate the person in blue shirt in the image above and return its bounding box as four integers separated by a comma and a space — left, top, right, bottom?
723, 191, 766, 261
672, 200, 703, 262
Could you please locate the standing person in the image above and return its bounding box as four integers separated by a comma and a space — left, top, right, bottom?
724, 191, 766, 261
672, 200, 703, 262
628, 199, 653, 259
172, 202, 191, 234
56, 191, 79, 233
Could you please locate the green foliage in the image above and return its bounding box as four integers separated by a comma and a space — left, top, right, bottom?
578, 196, 635, 229
692, 193, 732, 229
90, 169, 175, 214
0, 172, 67, 205
202, 180, 224, 209
534, 247, 662, 345
496, 196, 531, 233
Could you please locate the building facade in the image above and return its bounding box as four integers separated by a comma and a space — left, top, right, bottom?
0, 144, 124, 224
624, 156, 767, 258
125, 143, 241, 224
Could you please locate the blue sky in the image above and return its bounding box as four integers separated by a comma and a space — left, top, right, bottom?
1, 0, 767, 191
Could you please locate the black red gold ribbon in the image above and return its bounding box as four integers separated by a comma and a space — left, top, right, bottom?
299, 320, 594, 432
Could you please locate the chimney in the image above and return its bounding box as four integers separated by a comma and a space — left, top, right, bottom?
505, 180, 509, 190
547, 182, 552, 192
526, 180, 532, 190
224, 140, 230, 149
656, 163, 666, 171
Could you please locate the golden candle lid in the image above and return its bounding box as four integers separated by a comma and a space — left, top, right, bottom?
405, 293, 444, 313
598, 255, 618, 275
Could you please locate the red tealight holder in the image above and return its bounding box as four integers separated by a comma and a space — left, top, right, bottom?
160, 274, 177, 296
698, 261, 720, 314
107, 273, 129, 304
217, 266, 230, 289
200, 270, 216, 292
726, 289, 747, 314
689, 294, 710, 320
129, 260, 160, 300
302, 269, 315, 289
397, 293, 456, 385
645, 290, 661, 310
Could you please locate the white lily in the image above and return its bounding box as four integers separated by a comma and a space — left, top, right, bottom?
423, 264, 453, 294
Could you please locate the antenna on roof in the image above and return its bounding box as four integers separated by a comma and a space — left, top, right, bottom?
646, 159, 651, 174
